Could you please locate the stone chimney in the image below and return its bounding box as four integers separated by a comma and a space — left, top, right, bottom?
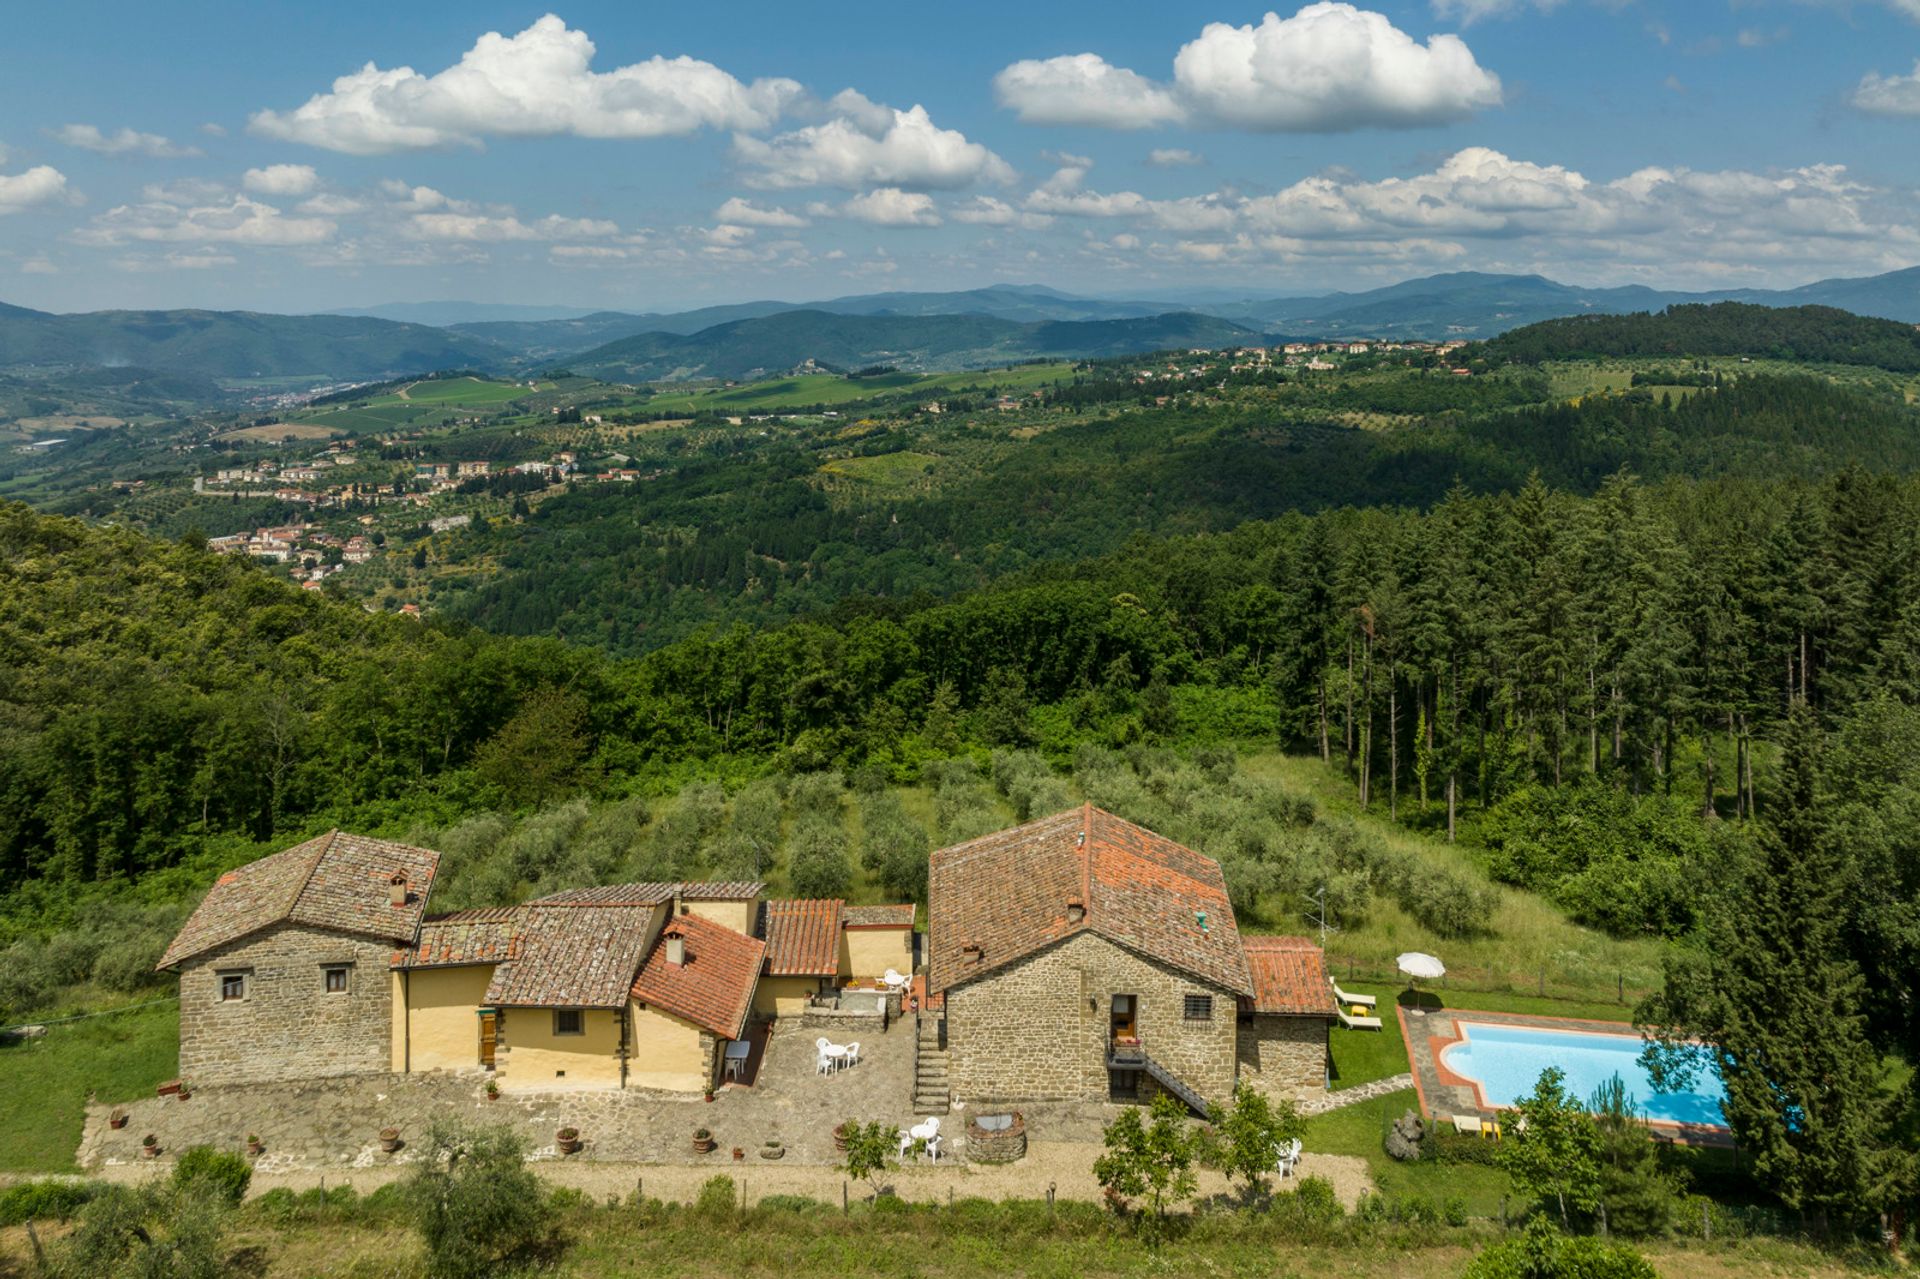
1066, 897, 1085, 925
389, 873, 409, 908
960, 941, 982, 965
665, 930, 686, 967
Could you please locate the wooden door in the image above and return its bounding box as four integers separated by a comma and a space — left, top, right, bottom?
478, 1011, 498, 1069
1111, 994, 1137, 1040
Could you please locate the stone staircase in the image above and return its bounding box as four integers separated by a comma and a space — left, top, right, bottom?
912, 1015, 950, 1114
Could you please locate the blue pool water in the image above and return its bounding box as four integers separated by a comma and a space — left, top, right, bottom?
1440, 1021, 1728, 1128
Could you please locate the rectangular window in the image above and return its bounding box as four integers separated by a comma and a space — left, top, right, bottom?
218, 972, 246, 1002
554, 1009, 584, 1036
1183, 994, 1213, 1022
322, 966, 350, 995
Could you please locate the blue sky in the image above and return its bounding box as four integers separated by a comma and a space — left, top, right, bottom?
1, 0, 1917, 312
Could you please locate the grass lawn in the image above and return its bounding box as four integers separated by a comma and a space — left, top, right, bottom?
0, 1000, 179, 1174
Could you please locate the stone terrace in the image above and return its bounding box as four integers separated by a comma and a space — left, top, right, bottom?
84, 1017, 927, 1171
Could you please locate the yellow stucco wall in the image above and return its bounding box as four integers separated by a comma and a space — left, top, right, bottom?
497, 1006, 624, 1089
841, 927, 912, 981
404, 964, 497, 1074
390, 971, 407, 1071
684, 898, 755, 935
626, 1001, 712, 1091
752, 974, 821, 1019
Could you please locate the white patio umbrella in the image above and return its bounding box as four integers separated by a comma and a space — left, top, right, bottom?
1396, 952, 1446, 981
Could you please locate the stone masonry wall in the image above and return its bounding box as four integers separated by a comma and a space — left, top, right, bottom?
178, 923, 396, 1084
946, 932, 1238, 1106
1235, 1014, 1330, 1099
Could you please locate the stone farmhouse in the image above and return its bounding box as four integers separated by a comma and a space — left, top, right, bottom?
160, 808, 1332, 1113
926, 806, 1335, 1112
158, 831, 913, 1093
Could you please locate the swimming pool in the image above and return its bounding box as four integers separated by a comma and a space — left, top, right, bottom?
1439, 1021, 1727, 1128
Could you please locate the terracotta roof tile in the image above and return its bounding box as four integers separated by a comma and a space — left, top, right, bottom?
396, 908, 519, 969
483, 905, 654, 1008
761, 898, 843, 976
160, 831, 439, 969
630, 914, 765, 1040
1241, 936, 1338, 1017
841, 903, 915, 928
927, 806, 1251, 998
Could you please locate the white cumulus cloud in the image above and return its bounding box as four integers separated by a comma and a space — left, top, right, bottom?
243, 164, 320, 196
0, 166, 73, 214
248, 13, 804, 154
51, 124, 202, 158
733, 91, 1014, 190
405, 211, 618, 242
951, 195, 1054, 228
1147, 148, 1206, 167
993, 4, 1502, 132
74, 194, 337, 246
994, 53, 1186, 128
840, 188, 942, 227
1852, 60, 1920, 116
715, 197, 809, 227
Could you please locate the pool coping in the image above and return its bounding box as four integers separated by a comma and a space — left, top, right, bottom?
1395, 1003, 1731, 1147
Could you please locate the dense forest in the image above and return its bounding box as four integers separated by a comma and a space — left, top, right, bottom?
1474, 302, 1920, 371
442, 373, 1920, 654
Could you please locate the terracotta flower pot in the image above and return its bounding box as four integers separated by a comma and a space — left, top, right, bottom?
692, 1130, 715, 1154
379, 1128, 402, 1154
833, 1122, 852, 1152
141, 1138, 159, 1159
732, 1147, 745, 1161
109, 1111, 128, 1130
556, 1128, 582, 1155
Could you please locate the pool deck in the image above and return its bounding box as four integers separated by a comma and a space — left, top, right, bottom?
1396, 1001, 1732, 1147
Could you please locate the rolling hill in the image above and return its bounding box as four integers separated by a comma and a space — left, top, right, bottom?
0, 304, 512, 381
564, 308, 1262, 381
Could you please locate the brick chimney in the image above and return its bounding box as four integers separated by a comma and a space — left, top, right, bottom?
1066, 897, 1085, 925
389, 873, 409, 908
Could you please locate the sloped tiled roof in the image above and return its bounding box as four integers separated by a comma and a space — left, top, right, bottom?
529, 880, 763, 907
842, 903, 915, 928
159, 831, 440, 969
483, 905, 654, 1008
927, 805, 1251, 998
396, 908, 519, 969
1241, 936, 1338, 1017
762, 898, 843, 976
630, 914, 765, 1040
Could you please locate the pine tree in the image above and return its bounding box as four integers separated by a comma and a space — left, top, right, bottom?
1640, 704, 1889, 1232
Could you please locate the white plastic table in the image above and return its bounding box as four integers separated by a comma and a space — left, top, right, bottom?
723, 1039, 752, 1081
822, 1043, 851, 1071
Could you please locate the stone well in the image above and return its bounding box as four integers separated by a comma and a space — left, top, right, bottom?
966, 1111, 1026, 1164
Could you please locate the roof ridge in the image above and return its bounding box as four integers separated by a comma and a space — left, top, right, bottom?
282, 829, 339, 923
1079, 803, 1093, 924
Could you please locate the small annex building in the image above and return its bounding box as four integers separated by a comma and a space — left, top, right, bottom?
927, 805, 1332, 1112
157, 831, 441, 1085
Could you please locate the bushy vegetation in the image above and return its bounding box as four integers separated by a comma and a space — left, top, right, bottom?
405, 1121, 558, 1279
1476, 302, 1920, 372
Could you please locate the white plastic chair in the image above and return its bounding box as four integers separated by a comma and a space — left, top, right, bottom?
925, 1133, 942, 1163
882, 968, 909, 992
1277, 1137, 1303, 1178
843, 1041, 861, 1070
815, 1036, 833, 1075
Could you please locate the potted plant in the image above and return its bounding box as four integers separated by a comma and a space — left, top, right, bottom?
485, 1079, 500, 1101
704, 1088, 715, 1103
732, 1147, 745, 1162
109, 1108, 128, 1130
175, 1081, 192, 1102
379, 1127, 402, 1154
692, 1127, 715, 1154
759, 1139, 785, 1161
141, 1134, 159, 1159
833, 1120, 854, 1152
246, 1134, 264, 1157
556, 1126, 582, 1155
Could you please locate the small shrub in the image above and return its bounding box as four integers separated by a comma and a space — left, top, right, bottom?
548, 1186, 592, 1213
0, 1179, 104, 1226
1356, 1191, 1389, 1224
1275, 1175, 1344, 1227
1395, 1194, 1440, 1226
1464, 1218, 1658, 1278
694, 1174, 737, 1217
172, 1145, 252, 1206
1443, 1196, 1470, 1227
754, 1194, 827, 1214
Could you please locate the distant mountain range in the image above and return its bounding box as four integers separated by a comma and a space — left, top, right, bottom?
562, 308, 1258, 382
3, 266, 1916, 385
